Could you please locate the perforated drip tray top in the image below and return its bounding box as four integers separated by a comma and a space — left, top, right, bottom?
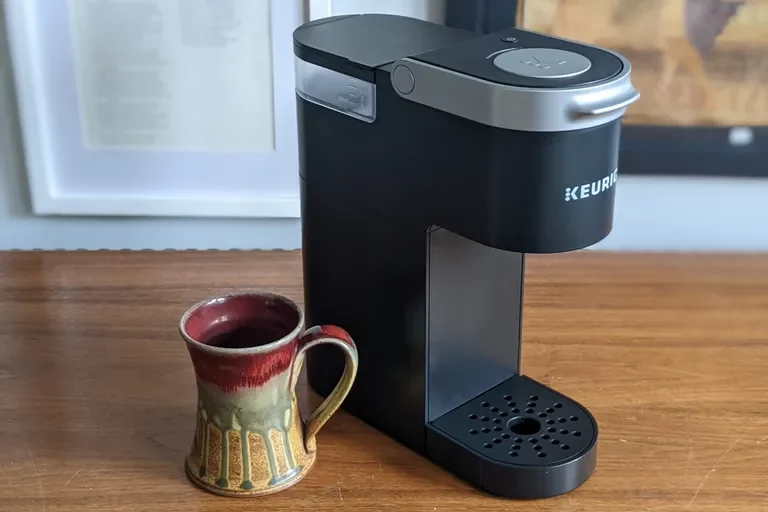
430, 375, 596, 466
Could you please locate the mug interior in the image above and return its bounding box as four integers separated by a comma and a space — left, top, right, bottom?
182, 293, 301, 350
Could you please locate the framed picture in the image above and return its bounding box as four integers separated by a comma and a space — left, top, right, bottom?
4, 0, 304, 217
517, 0, 768, 178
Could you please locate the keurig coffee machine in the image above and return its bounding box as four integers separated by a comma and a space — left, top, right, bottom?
293, 14, 638, 499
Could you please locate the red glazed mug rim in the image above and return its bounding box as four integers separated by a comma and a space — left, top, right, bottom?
178, 290, 305, 355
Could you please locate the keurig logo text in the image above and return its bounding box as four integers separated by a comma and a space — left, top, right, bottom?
565, 168, 618, 202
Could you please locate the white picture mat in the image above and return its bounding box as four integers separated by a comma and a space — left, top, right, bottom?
68, 0, 277, 153
5, 0, 303, 218
308, 0, 445, 21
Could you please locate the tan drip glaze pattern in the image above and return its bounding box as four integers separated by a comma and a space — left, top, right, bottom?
185, 378, 314, 496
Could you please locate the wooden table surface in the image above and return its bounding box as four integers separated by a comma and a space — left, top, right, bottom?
0, 250, 766, 511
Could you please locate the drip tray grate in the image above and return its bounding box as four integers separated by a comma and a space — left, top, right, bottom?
430, 375, 596, 466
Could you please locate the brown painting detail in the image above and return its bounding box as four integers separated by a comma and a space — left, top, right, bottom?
520, 0, 767, 126
186, 397, 315, 497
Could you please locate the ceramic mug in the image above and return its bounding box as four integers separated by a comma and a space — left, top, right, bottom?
179, 291, 358, 497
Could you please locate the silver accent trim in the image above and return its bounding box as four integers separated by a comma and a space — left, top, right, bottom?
485, 48, 521, 60
391, 49, 638, 132
574, 92, 641, 116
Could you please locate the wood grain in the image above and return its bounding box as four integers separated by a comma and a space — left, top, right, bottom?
520, 0, 768, 127
0, 250, 767, 511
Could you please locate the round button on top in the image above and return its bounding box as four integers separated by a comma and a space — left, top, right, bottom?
493, 48, 592, 79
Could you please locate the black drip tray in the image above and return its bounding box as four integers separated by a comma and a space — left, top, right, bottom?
433, 375, 595, 465
426, 375, 598, 499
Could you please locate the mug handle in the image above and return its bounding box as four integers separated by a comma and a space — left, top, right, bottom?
294, 325, 359, 454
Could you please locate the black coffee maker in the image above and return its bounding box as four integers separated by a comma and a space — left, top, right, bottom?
293, 14, 638, 499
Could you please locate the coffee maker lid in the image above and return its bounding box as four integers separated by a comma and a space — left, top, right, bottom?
293, 14, 475, 82
391, 26, 639, 132
293, 14, 638, 132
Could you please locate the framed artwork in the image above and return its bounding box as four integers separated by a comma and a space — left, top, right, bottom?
517, 0, 768, 177
4, 0, 304, 217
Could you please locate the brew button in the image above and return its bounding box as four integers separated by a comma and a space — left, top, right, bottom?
502, 36, 519, 43
493, 48, 592, 79
392, 65, 415, 95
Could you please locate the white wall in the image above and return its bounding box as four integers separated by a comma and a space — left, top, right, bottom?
593, 175, 768, 251
0, 3, 766, 251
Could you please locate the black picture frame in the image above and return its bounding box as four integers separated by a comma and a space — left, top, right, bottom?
442, 0, 768, 179
620, 126, 768, 178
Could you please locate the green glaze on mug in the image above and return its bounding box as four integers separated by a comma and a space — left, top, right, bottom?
179, 291, 359, 497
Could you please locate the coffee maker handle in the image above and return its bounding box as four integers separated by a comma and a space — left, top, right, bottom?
572, 90, 640, 116
294, 325, 359, 454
